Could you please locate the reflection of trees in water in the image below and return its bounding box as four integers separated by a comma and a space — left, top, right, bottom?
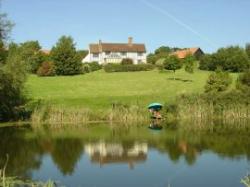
1, 125, 250, 177
50, 138, 83, 176
0, 126, 43, 178
148, 130, 250, 165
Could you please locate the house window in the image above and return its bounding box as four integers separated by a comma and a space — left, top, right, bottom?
138, 52, 143, 57
105, 51, 111, 55
93, 53, 99, 58
138, 60, 143, 64
121, 52, 127, 56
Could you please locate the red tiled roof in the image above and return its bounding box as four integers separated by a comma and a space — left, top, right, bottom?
89, 43, 146, 53
40, 49, 50, 55
171, 48, 201, 59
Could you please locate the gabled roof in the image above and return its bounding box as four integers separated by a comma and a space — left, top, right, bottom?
89, 43, 146, 53
171, 48, 202, 59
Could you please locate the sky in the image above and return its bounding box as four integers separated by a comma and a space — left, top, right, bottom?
1, 0, 250, 53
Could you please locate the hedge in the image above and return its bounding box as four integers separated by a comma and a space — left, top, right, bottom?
104, 63, 154, 72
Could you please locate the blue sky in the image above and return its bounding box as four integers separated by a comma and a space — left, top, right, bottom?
1, 0, 250, 53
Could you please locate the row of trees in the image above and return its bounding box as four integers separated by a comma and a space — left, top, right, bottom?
200, 46, 250, 72
5, 36, 88, 76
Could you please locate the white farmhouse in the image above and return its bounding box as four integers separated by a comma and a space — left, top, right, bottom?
82, 37, 147, 64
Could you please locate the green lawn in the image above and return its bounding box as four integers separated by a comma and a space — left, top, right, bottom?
25, 69, 238, 109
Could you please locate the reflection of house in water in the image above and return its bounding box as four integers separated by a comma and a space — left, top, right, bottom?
85, 142, 148, 169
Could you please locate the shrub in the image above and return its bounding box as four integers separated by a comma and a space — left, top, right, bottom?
121, 58, 133, 65
88, 61, 102, 71
237, 69, 250, 93
104, 63, 154, 72
37, 61, 55, 76
82, 64, 91, 73
205, 70, 232, 93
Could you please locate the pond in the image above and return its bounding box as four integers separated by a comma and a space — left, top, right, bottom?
0, 124, 249, 187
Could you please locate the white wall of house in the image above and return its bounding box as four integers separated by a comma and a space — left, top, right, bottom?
82, 51, 147, 64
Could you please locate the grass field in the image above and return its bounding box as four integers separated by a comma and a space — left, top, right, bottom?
25, 69, 238, 110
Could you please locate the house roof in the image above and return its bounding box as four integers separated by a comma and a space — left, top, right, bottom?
171, 48, 201, 59
89, 43, 146, 53
40, 49, 50, 55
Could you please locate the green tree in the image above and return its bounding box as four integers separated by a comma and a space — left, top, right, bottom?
205, 70, 232, 93
0, 45, 27, 121
163, 55, 182, 73
51, 36, 82, 75
246, 43, 250, 59
0, 40, 7, 65
19, 41, 45, 73
147, 53, 157, 64
155, 46, 171, 55
200, 46, 250, 72
183, 54, 195, 73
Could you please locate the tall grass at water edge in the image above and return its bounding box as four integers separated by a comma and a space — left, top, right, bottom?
31, 103, 149, 127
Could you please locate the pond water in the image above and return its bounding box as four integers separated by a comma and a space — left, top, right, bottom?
0, 124, 249, 187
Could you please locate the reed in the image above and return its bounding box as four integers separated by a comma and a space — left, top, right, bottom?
0, 155, 56, 187
31, 103, 150, 127
241, 174, 250, 187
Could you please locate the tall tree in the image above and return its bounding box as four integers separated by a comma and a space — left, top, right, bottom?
0, 44, 27, 121
51, 36, 82, 75
19, 41, 45, 73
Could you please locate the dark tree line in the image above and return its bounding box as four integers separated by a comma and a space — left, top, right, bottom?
199, 46, 250, 72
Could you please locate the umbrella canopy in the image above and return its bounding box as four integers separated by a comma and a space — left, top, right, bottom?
148, 103, 163, 110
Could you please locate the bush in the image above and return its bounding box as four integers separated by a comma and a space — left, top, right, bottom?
82, 64, 91, 73
121, 58, 133, 65
37, 61, 55, 76
183, 54, 195, 73
205, 70, 232, 93
88, 61, 102, 71
104, 63, 154, 72
237, 69, 250, 93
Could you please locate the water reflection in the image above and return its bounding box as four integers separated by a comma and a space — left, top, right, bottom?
0, 125, 249, 186
85, 142, 147, 169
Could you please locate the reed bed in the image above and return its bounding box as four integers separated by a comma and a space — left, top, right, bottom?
31, 104, 149, 127
173, 93, 250, 130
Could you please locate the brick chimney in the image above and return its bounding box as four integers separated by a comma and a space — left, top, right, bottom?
128, 37, 133, 46
98, 39, 102, 52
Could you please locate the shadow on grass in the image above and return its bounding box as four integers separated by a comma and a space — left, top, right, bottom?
167, 78, 193, 82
